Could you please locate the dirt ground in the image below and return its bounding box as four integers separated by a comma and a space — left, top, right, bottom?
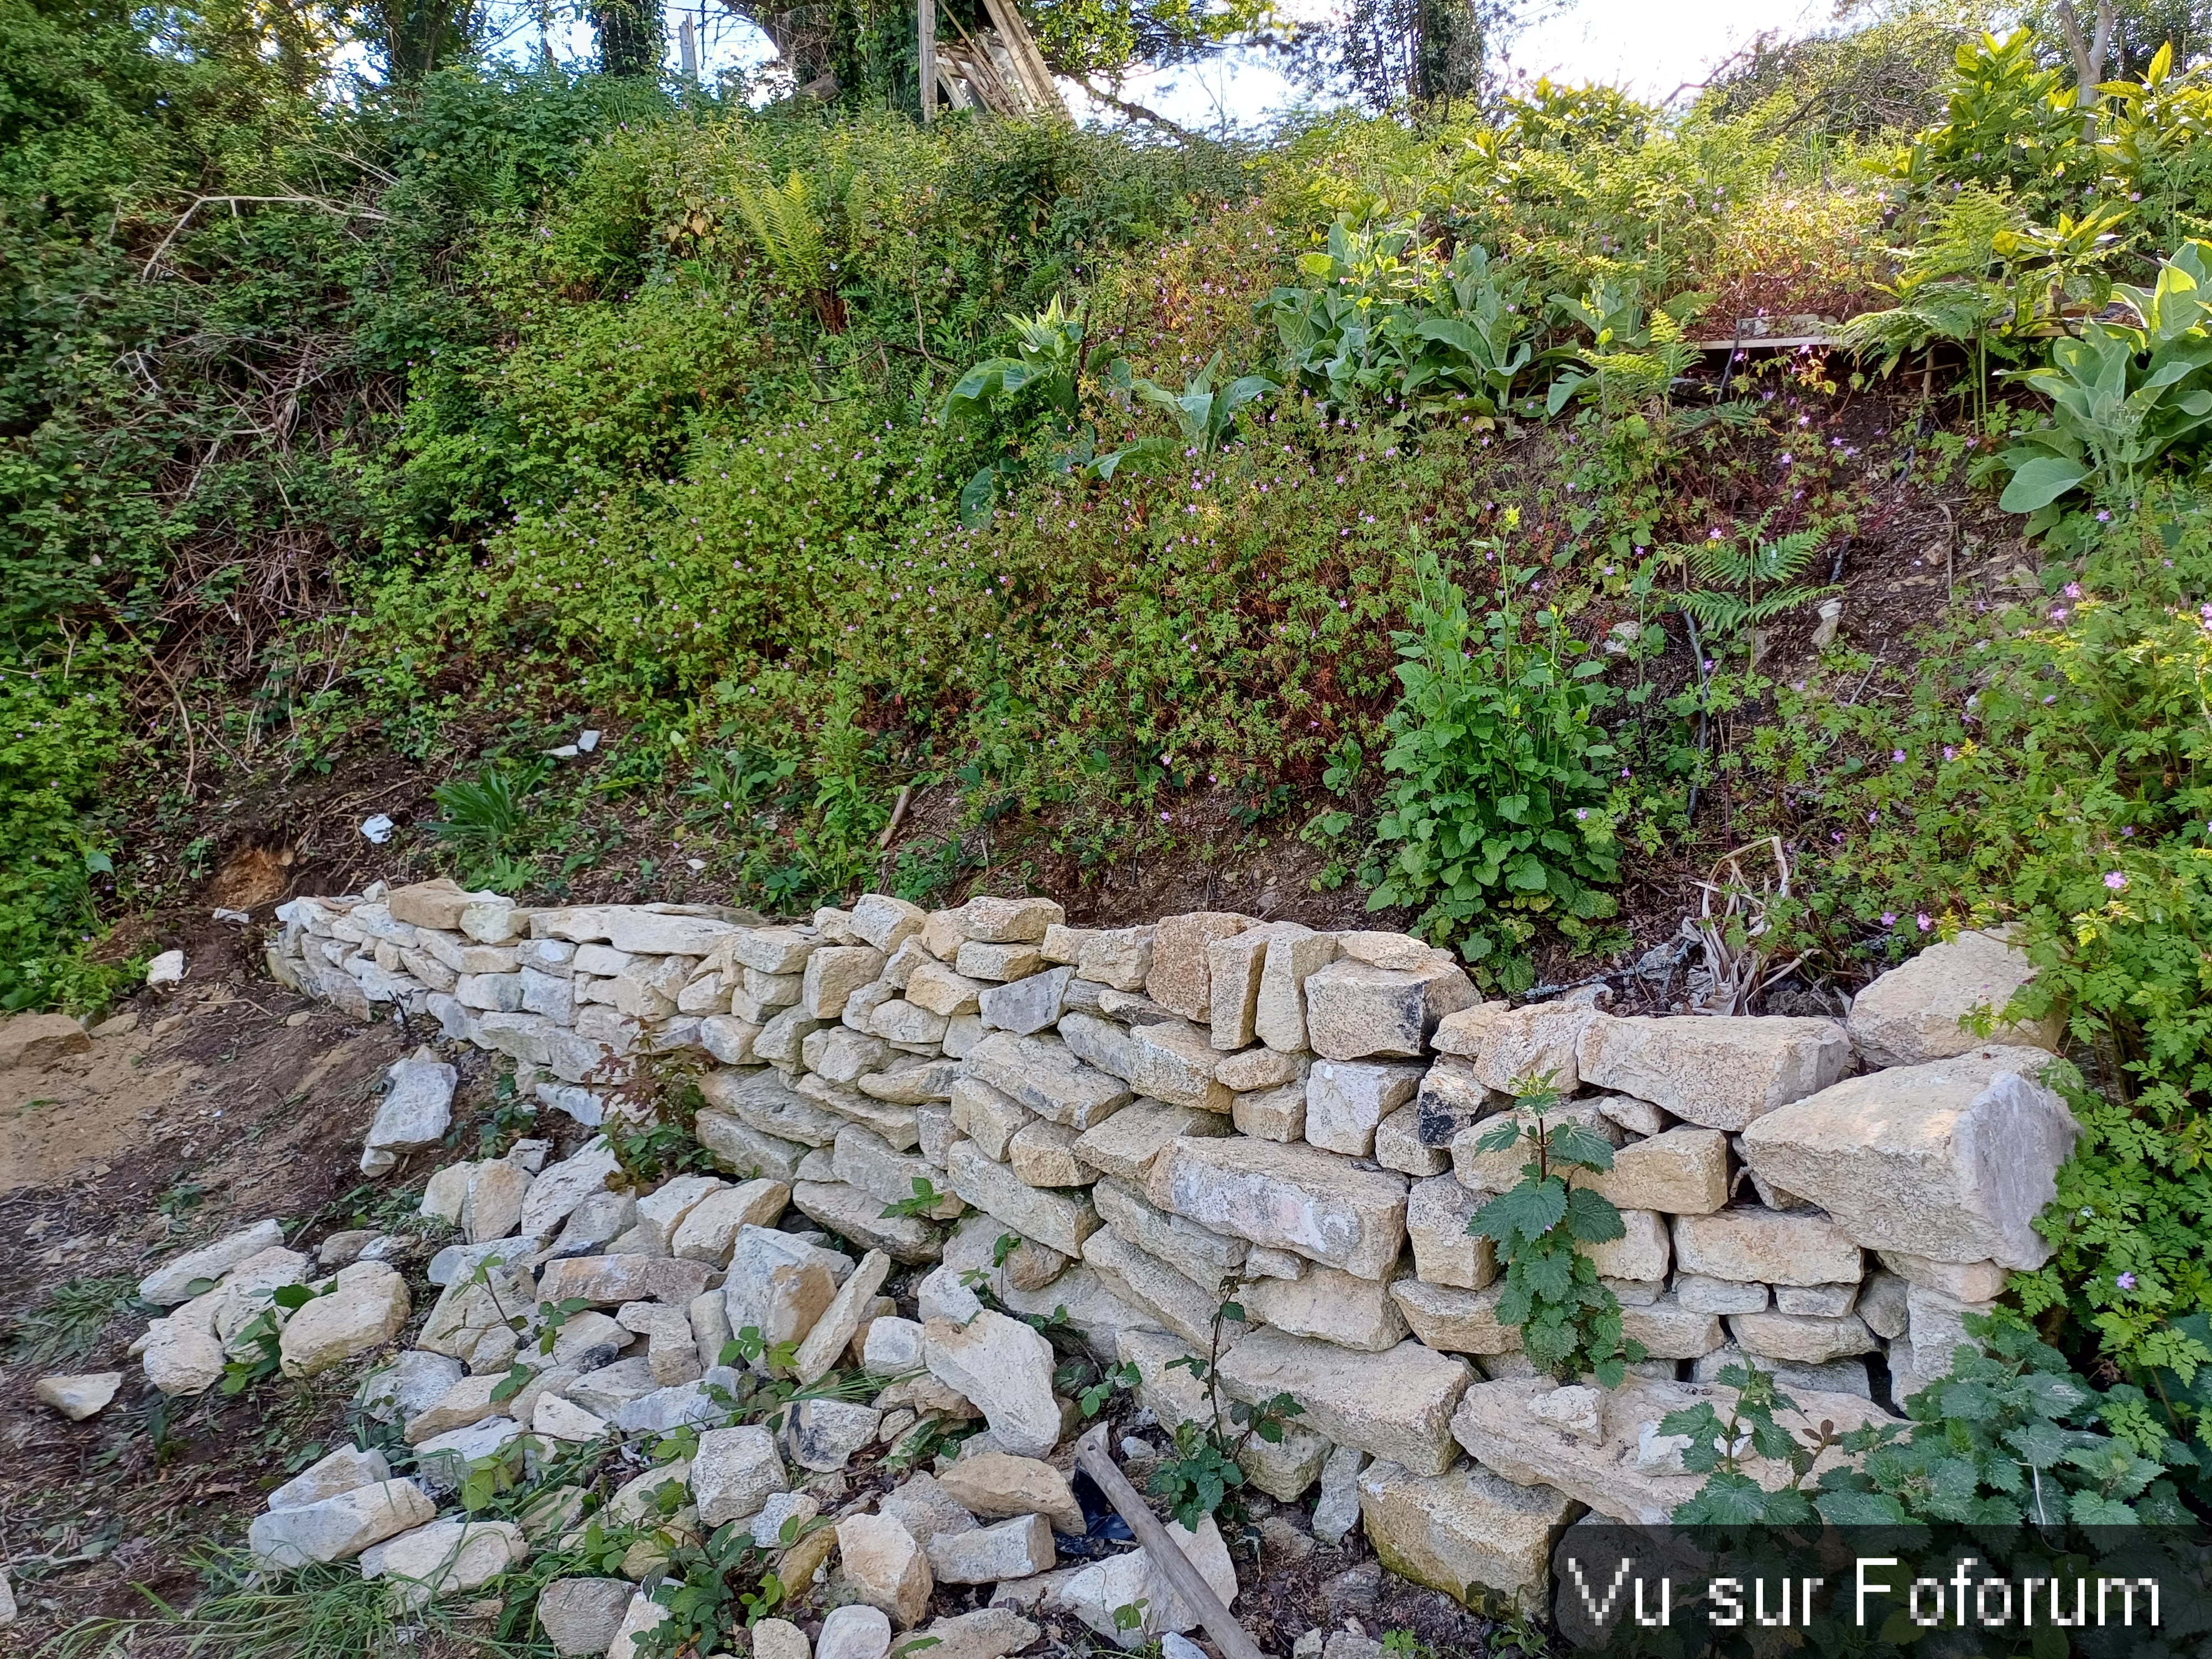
0, 977, 422, 1646
0, 952, 1504, 1659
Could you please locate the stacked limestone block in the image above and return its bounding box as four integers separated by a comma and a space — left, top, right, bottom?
274, 883, 2078, 1614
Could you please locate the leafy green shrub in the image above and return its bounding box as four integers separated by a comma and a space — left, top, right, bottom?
1745, 504, 2212, 1379
1361, 541, 1621, 987
1468, 1076, 1645, 1386
1666, 1313, 2194, 1526
426, 758, 550, 888
1997, 237, 2212, 518
1152, 1292, 1306, 1528
1256, 217, 1536, 418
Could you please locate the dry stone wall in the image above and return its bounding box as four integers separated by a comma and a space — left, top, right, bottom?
267, 879, 2076, 1615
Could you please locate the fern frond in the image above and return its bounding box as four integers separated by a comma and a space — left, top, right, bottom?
733, 171, 830, 294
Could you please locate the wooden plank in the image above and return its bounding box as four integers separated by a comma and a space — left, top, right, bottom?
1071, 1424, 1273, 1659
919, 0, 936, 121
1689, 334, 1847, 351
978, 0, 1064, 113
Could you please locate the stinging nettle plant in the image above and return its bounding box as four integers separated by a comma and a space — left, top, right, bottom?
1361, 536, 1620, 990
1468, 1071, 1646, 1387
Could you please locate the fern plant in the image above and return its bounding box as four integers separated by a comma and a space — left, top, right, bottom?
1677, 523, 1841, 659
733, 170, 841, 329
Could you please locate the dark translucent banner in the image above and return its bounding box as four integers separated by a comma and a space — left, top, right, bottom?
1550, 1526, 2212, 1656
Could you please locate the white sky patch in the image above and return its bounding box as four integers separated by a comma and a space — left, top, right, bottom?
449, 0, 1825, 128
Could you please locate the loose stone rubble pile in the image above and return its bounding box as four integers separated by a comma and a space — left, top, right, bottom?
108, 880, 2073, 1641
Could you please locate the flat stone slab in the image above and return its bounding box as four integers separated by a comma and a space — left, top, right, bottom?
1847, 930, 2054, 1067
1575, 1014, 1851, 1131
1449, 1375, 1890, 1524
1146, 1135, 1407, 1280
1216, 1329, 1472, 1476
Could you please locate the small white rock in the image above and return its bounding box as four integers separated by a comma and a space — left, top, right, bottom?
35, 1371, 123, 1421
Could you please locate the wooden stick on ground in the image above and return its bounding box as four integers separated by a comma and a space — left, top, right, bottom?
1070, 1423, 1272, 1659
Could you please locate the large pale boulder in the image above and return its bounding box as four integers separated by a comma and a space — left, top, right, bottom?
1217, 1329, 1472, 1475
141, 1319, 226, 1395
816, 1603, 892, 1659
1449, 1375, 1888, 1524
1405, 1175, 1496, 1290
0, 1011, 91, 1070
536, 1255, 710, 1307
280, 1262, 410, 1378
1387, 1279, 1519, 1357
1209, 924, 1298, 1047
1091, 1177, 1245, 1287
1147, 1135, 1407, 1280
1060, 1515, 1237, 1648
1847, 930, 2056, 1066
1254, 928, 1342, 1053
358, 1519, 528, 1610
247, 1479, 436, 1567
364, 1052, 457, 1157
1576, 1128, 1729, 1216
833, 1126, 957, 1218
909, 1608, 1041, 1659
36, 1371, 123, 1421
946, 1140, 1099, 1257
936, 1452, 1086, 1536
517, 1139, 623, 1239
1616, 1294, 1726, 1359
537, 1578, 636, 1656
1303, 956, 1478, 1061
726, 1227, 843, 1352
1729, 1310, 1879, 1364
694, 1424, 787, 1526
1585, 1209, 1671, 1285
1738, 1045, 2075, 1270
1357, 1458, 1579, 1613
1243, 1259, 1411, 1353
1072, 1101, 1232, 1183
792, 1249, 891, 1384
965, 1031, 1130, 1129
837, 1512, 933, 1627
1083, 1228, 1246, 1349
1431, 1001, 1594, 1093
385, 878, 487, 930
791, 1180, 940, 1264
139, 1218, 284, 1305
1305, 1060, 1427, 1157
926, 1514, 1054, 1584
1574, 1014, 1852, 1131
670, 1178, 789, 1262
954, 895, 1065, 944
1126, 1019, 1233, 1112
924, 1311, 1061, 1457
1146, 912, 1252, 1020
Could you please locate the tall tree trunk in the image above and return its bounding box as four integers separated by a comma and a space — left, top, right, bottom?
2053, 0, 2117, 106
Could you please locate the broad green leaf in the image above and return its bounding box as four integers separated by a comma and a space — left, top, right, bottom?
1999, 455, 2091, 513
